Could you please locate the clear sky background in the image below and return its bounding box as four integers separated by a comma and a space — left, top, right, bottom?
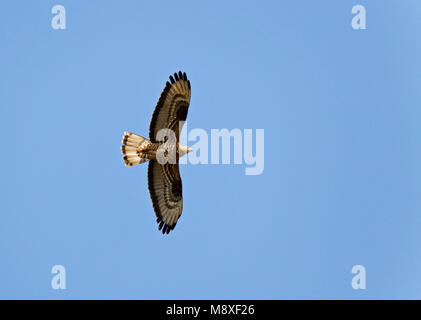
1, 1, 420, 299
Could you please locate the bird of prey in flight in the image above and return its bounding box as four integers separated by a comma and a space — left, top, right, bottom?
121, 71, 192, 234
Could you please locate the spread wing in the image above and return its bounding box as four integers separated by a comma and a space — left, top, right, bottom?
149, 71, 191, 143
148, 160, 183, 234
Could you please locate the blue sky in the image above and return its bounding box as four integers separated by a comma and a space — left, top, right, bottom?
1, 0, 420, 299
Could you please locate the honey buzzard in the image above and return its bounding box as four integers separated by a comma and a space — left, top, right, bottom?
121, 71, 192, 234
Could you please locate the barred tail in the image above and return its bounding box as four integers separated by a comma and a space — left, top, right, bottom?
121, 132, 151, 167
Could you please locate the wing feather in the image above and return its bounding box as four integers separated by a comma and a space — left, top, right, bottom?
149, 71, 191, 142
148, 160, 183, 234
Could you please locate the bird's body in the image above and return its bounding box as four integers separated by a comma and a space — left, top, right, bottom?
121, 134, 190, 164
121, 71, 192, 234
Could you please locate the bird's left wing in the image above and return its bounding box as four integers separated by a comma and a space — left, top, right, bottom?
149, 71, 191, 143
148, 160, 183, 234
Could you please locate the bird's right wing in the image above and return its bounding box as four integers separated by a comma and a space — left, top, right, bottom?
149, 71, 191, 143
147, 160, 183, 234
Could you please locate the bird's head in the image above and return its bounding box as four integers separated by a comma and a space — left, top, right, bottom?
179, 145, 193, 157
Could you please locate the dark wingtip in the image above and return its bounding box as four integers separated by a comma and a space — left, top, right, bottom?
168, 71, 188, 85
